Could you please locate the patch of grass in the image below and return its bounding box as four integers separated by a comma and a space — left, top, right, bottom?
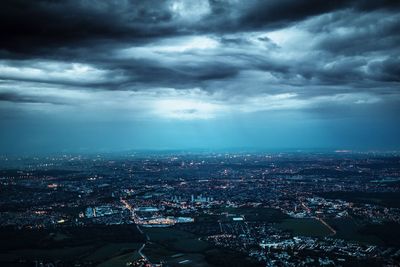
204, 248, 264, 267
0, 246, 94, 262
144, 227, 209, 253
170, 238, 209, 253
144, 243, 213, 266
84, 242, 141, 262
319, 191, 400, 208
195, 214, 220, 223
97, 251, 141, 267
239, 207, 289, 222
213, 207, 289, 223
167, 253, 212, 267
327, 218, 383, 245
144, 227, 196, 242
0, 225, 144, 251
277, 218, 332, 237
143, 242, 174, 263
49, 232, 70, 241
142, 227, 211, 264
358, 222, 400, 247
0, 225, 145, 266
329, 218, 383, 245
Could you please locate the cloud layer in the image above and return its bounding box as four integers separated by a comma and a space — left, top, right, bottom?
0, 0, 399, 152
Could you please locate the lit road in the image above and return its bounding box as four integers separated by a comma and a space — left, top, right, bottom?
120, 198, 152, 264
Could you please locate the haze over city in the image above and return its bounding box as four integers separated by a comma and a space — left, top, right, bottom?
1, 0, 399, 154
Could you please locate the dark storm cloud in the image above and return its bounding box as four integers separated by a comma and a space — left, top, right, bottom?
310, 11, 400, 55
231, 0, 349, 29
368, 58, 400, 82
0, 91, 65, 105
1, 0, 398, 56
0, 0, 176, 56
109, 59, 240, 89
0, 0, 399, 119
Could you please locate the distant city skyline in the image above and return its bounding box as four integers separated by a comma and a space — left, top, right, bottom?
0, 0, 399, 153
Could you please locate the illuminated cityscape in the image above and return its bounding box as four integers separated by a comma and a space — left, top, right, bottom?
1, 152, 400, 266
1, 0, 400, 266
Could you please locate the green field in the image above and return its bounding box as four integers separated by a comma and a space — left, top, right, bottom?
210, 206, 289, 223
145, 227, 197, 241
144, 227, 209, 253
328, 218, 380, 244
204, 248, 264, 267
98, 251, 142, 267
319, 191, 400, 208
142, 227, 210, 265
167, 253, 211, 267
143, 242, 173, 262
235, 207, 289, 222
0, 246, 93, 262
143, 242, 211, 266
84, 242, 142, 262
319, 218, 400, 247
277, 218, 332, 237
0, 225, 144, 266
0, 243, 143, 266
358, 222, 400, 247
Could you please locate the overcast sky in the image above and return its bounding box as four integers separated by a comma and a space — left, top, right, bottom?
0, 0, 399, 153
